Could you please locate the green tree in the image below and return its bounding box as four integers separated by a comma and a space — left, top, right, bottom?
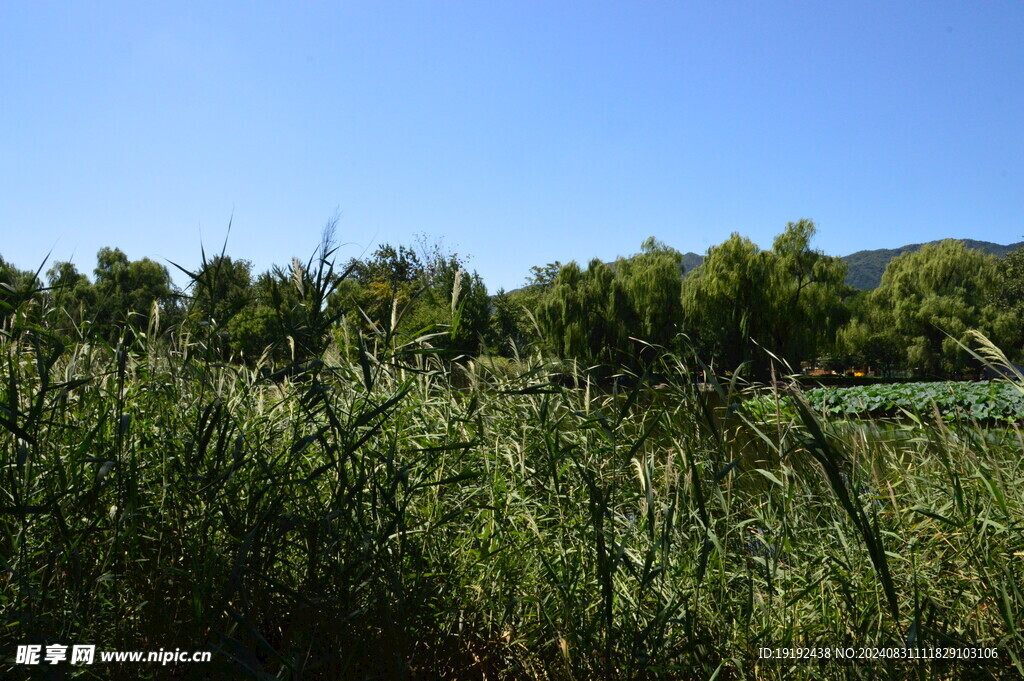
527, 261, 563, 288
488, 288, 533, 356
857, 239, 1014, 377
837, 290, 904, 376
331, 244, 425, 335
538, 239, 685, 369
615, 237, 685, 358
0, 255, 44, 328
226, 279, 286, 364
485, 262, 562, 357
45, 261, 97, 335
92, 247, 175, 339
681, 220, 847, 378
765, 220, 850, 369
992, 245, 1024, 360
996, 246, 1024, 304
543, 259, 619, 365
228, 249, 344, 367
187, 255, 254, 327
169, 254, 256, 360
681, 234, 771, 375
327, 240, 491, 358
399, 253, 490, 357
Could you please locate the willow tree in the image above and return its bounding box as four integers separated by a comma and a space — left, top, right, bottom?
92, 247, 175, 339
680, 234, 772, 375
537, 238, 684, 369
850, 239, 1015, 377
681, 220, 847, 378
993, 246, 1024, 361
765, 220, 849, 369
837, 290, 903, 376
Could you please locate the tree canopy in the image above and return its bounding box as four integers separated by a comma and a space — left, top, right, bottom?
537, 238, 685, 369
682, 220, 847, 378
92, 247, 175, 338
844, 240, 1016, 377
2, 223, 1022, 379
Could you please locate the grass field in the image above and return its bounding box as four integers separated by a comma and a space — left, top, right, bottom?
2, 314, 1023, 679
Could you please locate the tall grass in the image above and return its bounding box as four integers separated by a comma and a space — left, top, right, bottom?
1, 288, 1022, 679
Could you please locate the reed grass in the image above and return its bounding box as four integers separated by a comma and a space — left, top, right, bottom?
1, 292, 1022, 679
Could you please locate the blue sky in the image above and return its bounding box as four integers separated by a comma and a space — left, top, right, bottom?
2, 2, 1022, 291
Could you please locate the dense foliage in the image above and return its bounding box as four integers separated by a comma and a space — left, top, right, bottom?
840, 240, 1018, 378
681, 220, 848, 379
1, 225, 1023, 384
537, 237, 683, 370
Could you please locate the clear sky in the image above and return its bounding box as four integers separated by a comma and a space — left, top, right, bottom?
2, 2, 1023, 291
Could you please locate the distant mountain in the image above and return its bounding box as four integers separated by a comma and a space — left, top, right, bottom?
681, 252, 705, 272
841, 239, 1024, 289
679, 239, 1024, 290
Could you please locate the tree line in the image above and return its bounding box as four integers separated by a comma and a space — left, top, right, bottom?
2, 219, 1022, 379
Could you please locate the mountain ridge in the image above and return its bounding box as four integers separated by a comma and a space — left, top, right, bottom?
681, 238, 1024, 290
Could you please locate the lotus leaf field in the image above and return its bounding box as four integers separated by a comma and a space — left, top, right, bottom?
745, 381, 1024, 424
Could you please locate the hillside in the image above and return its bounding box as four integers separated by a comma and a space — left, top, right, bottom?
841, 239, 1024, 289
681, 251, 705, 272
680, 239, 1023, 289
